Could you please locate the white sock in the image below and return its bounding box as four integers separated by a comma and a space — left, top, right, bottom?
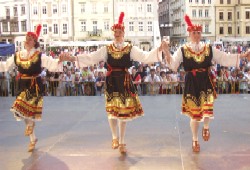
108, 119, 118, 139
29, 130, 36, 142
190, 119, 199, 142
118, 120, 127, 144
25, 119, 36, 142
203, 117, 210, 129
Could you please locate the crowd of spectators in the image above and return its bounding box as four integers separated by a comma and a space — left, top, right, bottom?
1, 44, 250, 96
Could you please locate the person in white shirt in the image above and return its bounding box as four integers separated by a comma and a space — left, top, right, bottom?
162, 14, 250, 152
95, 61, 107, 76
145, 68, 161, 95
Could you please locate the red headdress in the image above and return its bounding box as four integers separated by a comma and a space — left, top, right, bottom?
111, 12, 125, 31
184, 15, 202, 32
26, 24, 42, 41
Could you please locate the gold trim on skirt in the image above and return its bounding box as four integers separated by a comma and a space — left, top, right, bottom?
182, 90, 214, 121
10, 91, 43, 121
105, 93, 144, 120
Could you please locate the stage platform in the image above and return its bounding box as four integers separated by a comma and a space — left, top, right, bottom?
0, 95, 250, 170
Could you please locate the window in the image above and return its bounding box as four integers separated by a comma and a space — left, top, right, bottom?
81, 21, 86, 32
228, 12, 232, 20
104, 4, 108, 13
53, 24, 58, 34
21, 6, 25, 15
220, 0, 223, 4
228, 26, 232, 34
246, 26, 250, 34
148, 21, 152, 31
62, 4, 67, 13
199, 10, 202, 17
208, 0, 211, 4
147, 4, 152, 12
104, 21, 109, 31
205, 25, 209, 33
219, 26, 224, 34
237, 11, 240, 19
33, 6, 38, 15
189, 0, 192, 2
42, 6, 47, 14
80, 3, 86, 13
129, 22, 134, 31
63, 24, 67, 34
192, 10, 196, 17
202, 0, 205, 4
10, 22, 19, 32
13, 7, 18, 16
53, 5, 57, 14
93, 21, 97, 33
205, 10, 209, 17
43, 24, 47, 34
195, 0, 199, 3
3, 22, 8, 32
246, 11, 250, 19
219, 12, 223, 20
139, 22, 143, 31
237, 26, 240, 34
6, 8, 10, 17
21, 21, 27, 32
227, 0, 231, 4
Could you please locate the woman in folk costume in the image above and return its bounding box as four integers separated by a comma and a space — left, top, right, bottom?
0, 25, 63, 152
60, 12, 163, 154
162, 15, 250, 152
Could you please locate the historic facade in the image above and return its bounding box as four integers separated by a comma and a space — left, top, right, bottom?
0, 0, 29, 50
215, 0, 250, 44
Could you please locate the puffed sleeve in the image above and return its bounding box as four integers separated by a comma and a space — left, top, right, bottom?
166, 48, 183, 72
41, 54, 63, 72
0, 55, 15, 72
212, 47, 240, 67
76, 46, 108, 68
130, 46, 162, 64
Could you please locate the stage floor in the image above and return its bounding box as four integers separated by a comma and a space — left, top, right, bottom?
0, 95, 250, 170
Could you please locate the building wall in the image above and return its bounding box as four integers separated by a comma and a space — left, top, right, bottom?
215, 0, 250, 43
158, 0, 171, 38
235, 1, 250, 43
73, 0, 114, 41
29, 0, 73, 49
215, 0, 236, 42
168, 0, 215, 45
115, 0, 160, 49
0, 0, 29, 50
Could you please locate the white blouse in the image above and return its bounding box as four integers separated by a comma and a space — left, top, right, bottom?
167, 42, 240, 72
0, 48, 63, 72
76, 43, 162, 68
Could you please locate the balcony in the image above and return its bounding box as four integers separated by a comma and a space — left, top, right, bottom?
88, 29, 102, 37
0, 16, 18, 21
